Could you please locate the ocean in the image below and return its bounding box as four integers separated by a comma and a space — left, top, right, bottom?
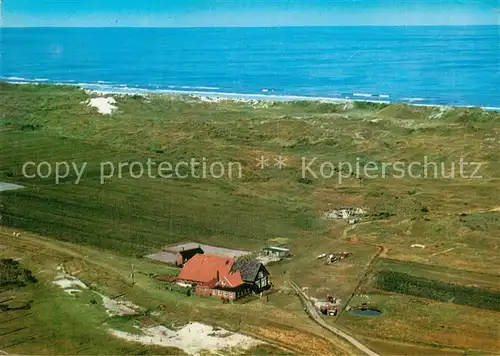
1, 26, 499, 108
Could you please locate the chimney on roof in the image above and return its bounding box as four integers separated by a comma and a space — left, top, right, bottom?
216, 270, 220, 281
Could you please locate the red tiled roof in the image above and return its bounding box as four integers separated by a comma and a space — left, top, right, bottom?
178, 254, 238, 285
217, 271, 245, 288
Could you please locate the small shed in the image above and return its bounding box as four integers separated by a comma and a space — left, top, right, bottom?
262, 246, 292, 258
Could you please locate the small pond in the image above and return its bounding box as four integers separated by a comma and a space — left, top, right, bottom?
351, 308, 382, 316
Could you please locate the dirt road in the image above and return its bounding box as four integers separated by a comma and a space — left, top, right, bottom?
337, 243, 387, 320
289, 280, 379, 356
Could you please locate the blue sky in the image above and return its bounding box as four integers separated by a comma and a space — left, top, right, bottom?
3, 0, 499, 27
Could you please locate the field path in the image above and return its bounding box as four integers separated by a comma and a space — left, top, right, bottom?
339, 220, 389, 318
289, 280, 379, 356
430, 247, 456, 257
337, 243, 386, 319
1, 229, 340, 355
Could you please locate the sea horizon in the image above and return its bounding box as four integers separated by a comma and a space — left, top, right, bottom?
3, 24, 498, 28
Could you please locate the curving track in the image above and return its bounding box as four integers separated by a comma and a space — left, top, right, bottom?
289, 280, 379, 356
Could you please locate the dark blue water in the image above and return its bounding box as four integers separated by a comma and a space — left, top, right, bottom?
1, 26, 499, 107
351, 308, 383, 316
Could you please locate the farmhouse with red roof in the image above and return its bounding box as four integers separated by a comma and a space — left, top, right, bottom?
177, 254, 270, 300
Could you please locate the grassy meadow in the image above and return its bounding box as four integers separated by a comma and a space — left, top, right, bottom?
1, 82, 499, 354
0, 226, 349, 355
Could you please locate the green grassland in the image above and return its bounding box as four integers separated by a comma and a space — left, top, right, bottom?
0, 227, 346, 355
336, 258, 500, 353
338, 293, 499, 353
1, 82, 500, 354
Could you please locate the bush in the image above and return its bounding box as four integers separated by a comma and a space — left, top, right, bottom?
444, 108, 498, 123
315, 102, 344, 113
20, 124, 36, 131
367, 190, 384, 197
375, 270, 500, 311
0, 259, 22, 287
371, 211, 395, 220
19, 123, 42, 131
22, 269, 38, 283
460, 212, 500, 231
297, 177, 312, 185
354, 101, 388, 111
0, 259, 38, 289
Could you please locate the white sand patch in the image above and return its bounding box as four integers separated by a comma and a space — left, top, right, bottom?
50, 267, 261, 353
176, 282, 192, 288
198, 96, 225, 103
87, 97, 117, 114
325, 207, 366, 224
429, 106, 452, 120
109, 322, 262, 355
0, 183, 25, 192
98, 294, 141, 316
53, 264, 88, 294
52, 265, 141, 315
196, 95, 262, 106
410, 244, 426, 249
53, 277, 88, 291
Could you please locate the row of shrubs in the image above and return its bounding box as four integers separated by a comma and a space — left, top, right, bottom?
375, 270, 500, 312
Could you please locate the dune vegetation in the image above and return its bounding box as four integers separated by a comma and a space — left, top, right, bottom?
1, 82, 499, 354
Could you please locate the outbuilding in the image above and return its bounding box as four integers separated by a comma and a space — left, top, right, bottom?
262, 246, 292, 258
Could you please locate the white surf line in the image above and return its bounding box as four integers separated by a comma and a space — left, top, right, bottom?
86, 87, 353, 103
3, 78, 499, 111
78, 87, 500, 111
430, 247, 456, 257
